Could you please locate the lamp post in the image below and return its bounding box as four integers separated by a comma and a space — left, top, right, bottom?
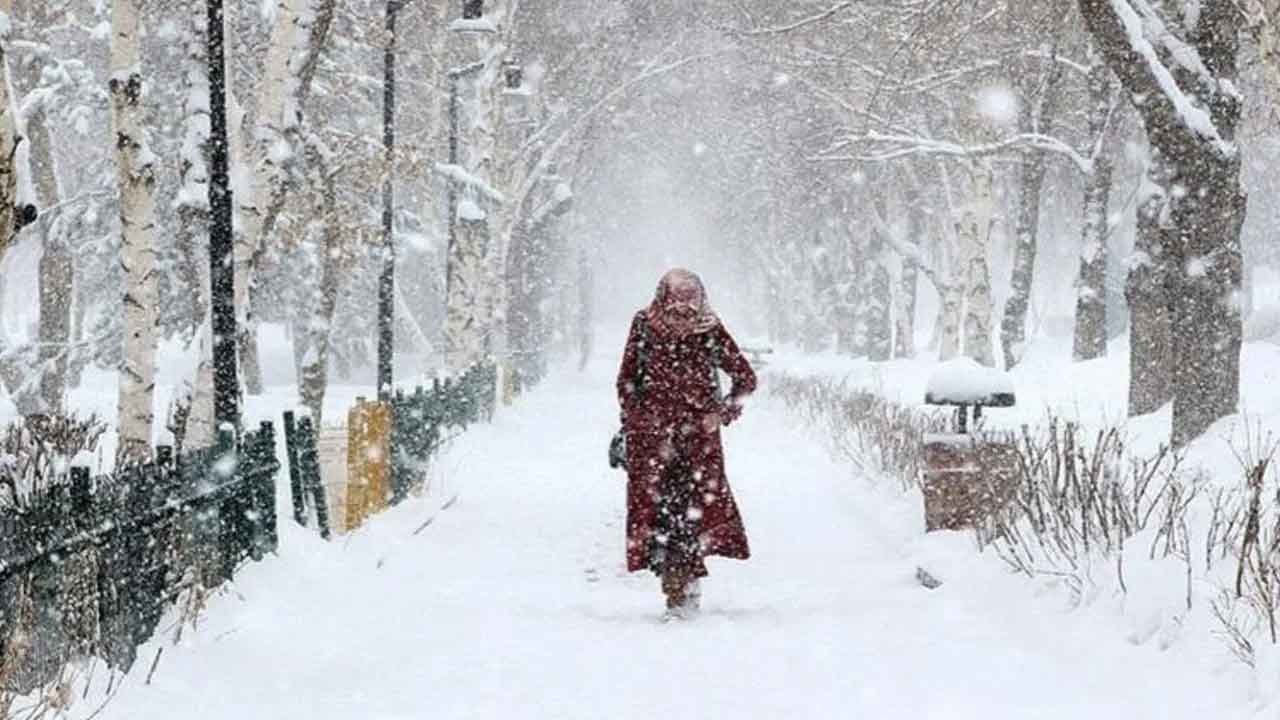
207, 0, 239, 432
377, 0, 403, 401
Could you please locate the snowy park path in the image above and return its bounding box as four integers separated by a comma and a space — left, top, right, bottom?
97, 365, 1241, 720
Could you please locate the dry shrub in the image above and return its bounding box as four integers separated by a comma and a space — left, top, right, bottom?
771, 373, 1201, 601
1211, 429, 1280, 668
982, 418, 1200, 601
769, 374, 945, 489
0, 414, 106, 509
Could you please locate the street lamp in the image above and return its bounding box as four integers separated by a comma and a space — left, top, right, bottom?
376, 0, 402, 401
502, 58, 523, 90
207, 0, 239, 432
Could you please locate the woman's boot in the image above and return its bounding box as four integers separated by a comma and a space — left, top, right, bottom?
661, 568, 690, 621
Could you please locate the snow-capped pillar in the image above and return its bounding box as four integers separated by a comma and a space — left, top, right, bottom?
111, 0, 160, 461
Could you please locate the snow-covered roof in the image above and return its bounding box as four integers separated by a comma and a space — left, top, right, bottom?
924, 357, 1015, 407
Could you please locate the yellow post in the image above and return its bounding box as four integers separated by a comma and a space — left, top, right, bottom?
346, 397, 393, 530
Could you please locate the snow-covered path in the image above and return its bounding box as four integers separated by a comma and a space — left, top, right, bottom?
95, 365, 1242, 720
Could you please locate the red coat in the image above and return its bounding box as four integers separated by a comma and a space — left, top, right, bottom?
616, 310, 757, 574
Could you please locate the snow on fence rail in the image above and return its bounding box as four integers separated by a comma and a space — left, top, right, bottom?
0, 423, 279, 694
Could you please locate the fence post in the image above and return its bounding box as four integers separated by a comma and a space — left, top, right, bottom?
283, 411, 308, 527
214, 427, 240, 581
251, 421, 279, 557
389, 393, 408, 506
298, 417, 331, 540
347, 399, 392, 530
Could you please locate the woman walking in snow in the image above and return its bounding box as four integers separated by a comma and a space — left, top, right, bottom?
616, 268, 757, 620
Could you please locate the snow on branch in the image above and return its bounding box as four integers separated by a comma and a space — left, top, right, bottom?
834, 130, 1093, 174
527, 182, 573, 229
731, 2, 856, 37
433, 163, 507, 204
1106, 0, 1233, 155
1131, 0, 1215, 85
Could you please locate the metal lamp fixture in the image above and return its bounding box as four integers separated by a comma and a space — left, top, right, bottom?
503, 58, 523, 89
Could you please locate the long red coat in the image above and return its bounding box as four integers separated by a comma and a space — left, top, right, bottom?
616, 310, 757, 574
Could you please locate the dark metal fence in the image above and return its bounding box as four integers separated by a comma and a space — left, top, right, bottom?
0, 423, 280, 692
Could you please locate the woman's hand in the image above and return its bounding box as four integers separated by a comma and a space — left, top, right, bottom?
720, 396, 744, 426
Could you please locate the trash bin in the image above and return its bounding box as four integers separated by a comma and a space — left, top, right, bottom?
921, 358, 1017, 532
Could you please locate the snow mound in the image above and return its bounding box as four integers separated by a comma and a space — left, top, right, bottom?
924, 357, 1015, 406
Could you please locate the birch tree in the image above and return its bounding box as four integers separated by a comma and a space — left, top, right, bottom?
1000, 43, 1066, 370
178, 0, 215, 449
110, 0, 159, 460
0, 2, 17, 274
1072, 55, 1119, 362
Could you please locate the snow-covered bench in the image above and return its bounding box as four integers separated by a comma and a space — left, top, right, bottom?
924, 357, 1015, 433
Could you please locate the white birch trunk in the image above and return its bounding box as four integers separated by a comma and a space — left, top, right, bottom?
233, 0, 298, 396
110, 0, 159, 460
179, 0, 215, 449
297, 135, 339, 425
445, 14, 503, 373
958, 163, 996, 368
0, 8, 17, 263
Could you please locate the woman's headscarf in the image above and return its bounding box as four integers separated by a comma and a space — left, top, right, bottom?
647, 268, 719, 339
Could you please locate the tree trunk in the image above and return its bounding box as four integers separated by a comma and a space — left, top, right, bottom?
180, 0, 215, 449
938, 281, 962, 362
833, 229, 857, 355
1072, 59, 1117, 362
866, 218, 892, 362
234, 0, 297, 396
1000, 157, 1045, 369
1126, 158, 1175, 417
111, 0, 159, 461
1079, 0, 1245, 445
208, 0, 241, 432
446, 212, 492, 371
1000, 64, 1062, 370
576, 247, 592, 372
0, 1, 20, 409
893, 187, 922, 359
1168, 154, 1245, 448
960, 165, 996, 367
14, 2, 72, 414
236, 0, 337, 396
298, 138, 339, 426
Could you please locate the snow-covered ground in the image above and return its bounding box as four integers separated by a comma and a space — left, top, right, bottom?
83, 346, 1258, 720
